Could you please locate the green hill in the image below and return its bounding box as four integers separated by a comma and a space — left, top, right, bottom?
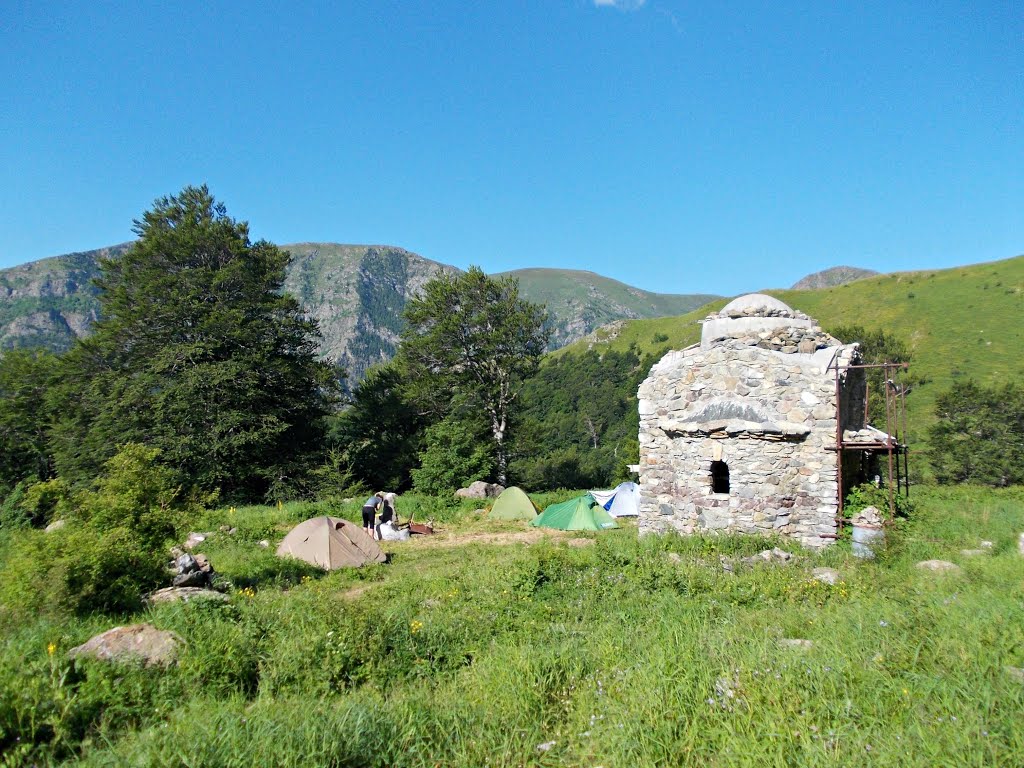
497, 267, 719, 348
555, 254, 1024, 451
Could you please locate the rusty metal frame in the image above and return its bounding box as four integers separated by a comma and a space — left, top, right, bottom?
829, 360, 910, 530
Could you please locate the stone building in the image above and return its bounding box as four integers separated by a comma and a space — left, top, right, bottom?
636, 294, 870, 548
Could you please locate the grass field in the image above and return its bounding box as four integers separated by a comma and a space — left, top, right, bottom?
2, 487, 1023, 766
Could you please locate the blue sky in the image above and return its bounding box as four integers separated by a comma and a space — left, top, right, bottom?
2, 1, 1020, 296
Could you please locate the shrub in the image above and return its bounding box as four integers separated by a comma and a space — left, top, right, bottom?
0, 444, 187, 618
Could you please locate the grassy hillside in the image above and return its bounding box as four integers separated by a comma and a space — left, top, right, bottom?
498, 267, 719, 348
555, 254, 1024, 450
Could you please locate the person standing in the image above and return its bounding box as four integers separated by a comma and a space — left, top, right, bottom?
376, 492, 397, 540
361, 492, 384, 538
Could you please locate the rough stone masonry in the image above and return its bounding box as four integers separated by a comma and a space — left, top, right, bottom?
637, 294, 866, 548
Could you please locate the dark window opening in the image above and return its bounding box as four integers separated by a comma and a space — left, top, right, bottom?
711, 461, 730, 494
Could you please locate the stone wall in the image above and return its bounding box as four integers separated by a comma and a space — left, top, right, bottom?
638, 339, 860, 548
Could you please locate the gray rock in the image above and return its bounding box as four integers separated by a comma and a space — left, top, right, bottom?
148, 587, 229, 605
258, 539, 270, 548
44, 519, 66, 533
980, 540, 994, 549
1005, 666, 1024, 683
69, 623, 182, 667
915, 560, 962, 574
184, 532, 212, 550
741, 548, 793, 566
779, 638, 813, 650
172, 570, 209, 588
454, 481, 505, 499
176, 553, 198, 574
811, 567, 841, 585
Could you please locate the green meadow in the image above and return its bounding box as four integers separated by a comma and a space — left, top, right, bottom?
2, 486, 1022, 767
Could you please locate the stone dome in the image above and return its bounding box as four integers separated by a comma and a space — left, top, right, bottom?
719, 294, 796, 318
701, 293, 813, 349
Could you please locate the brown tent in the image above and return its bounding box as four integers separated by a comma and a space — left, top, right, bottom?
276, 516, 386, 569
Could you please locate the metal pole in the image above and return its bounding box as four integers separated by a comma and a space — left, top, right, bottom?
835, 360, 844, 523
885, 364, 895, 519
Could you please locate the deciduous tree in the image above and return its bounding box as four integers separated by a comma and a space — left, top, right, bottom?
51, 185, 339, 500
398, 267, 549, 485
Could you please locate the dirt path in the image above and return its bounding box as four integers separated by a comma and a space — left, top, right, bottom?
402, 528, 572, 548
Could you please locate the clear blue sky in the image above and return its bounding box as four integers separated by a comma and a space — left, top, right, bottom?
2, 1, 1020, 296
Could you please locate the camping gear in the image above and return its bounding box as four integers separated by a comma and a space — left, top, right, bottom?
276, 516, 386, 569
489, 486, 540, 520
378, 522, 411, 542
589, 481, 641, 517
851, 524, 885, 559
530, 494, 619, 531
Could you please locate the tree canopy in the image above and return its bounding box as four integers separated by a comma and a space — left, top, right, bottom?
398, 266, 549, 486
929, 380, 1024, 486
51, 185, 339, 500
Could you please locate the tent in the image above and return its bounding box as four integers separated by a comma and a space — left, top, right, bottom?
276, 516, 386, 569
530, 494, 619, 531
589, 481, 641, 517
489, 486, 540, 521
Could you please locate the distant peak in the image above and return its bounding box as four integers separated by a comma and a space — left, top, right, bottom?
792, 266, 879, 290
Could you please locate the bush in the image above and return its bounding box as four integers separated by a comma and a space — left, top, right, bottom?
0, 444, 187, 618
411, 418, 494, 496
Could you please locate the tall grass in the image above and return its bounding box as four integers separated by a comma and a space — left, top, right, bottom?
1, 486, 1021, 766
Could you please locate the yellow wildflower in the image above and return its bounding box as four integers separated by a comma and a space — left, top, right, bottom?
47, 642, 56, 656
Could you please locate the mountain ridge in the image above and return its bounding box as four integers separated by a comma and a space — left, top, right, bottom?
0, 241, 719, 384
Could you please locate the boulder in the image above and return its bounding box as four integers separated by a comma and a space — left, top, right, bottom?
1005, 666, 1024, 683
851, 506, 884, 528
184, 532, 213, 550
811, 567, 841, 585
172, 570, 209, 588
915, 559, 962, 574
455, 481, 505, 500
779, 638, 813, 650
742, 548, 793, 566
148, 587, 229, 605
44, 519, 66, 533
69, 623, 182, 667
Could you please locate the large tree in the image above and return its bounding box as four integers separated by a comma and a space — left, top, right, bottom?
398, 266, 549, 485
928, 380, 1024, 486
0, 348, 59, 498
51, 185, 338, 500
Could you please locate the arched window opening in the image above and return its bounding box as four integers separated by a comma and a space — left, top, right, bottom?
711, 460, 730, 494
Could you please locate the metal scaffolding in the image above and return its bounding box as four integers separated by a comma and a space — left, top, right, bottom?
829, 361, 910, 523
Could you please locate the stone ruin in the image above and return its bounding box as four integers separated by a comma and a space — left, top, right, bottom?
637, 294, 869, 548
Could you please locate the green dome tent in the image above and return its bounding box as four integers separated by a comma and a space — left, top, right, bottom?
489, 486, 540, 521
530, 494, 619, 531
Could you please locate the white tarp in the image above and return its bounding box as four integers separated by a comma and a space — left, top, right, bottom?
588, 481, 641, 517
